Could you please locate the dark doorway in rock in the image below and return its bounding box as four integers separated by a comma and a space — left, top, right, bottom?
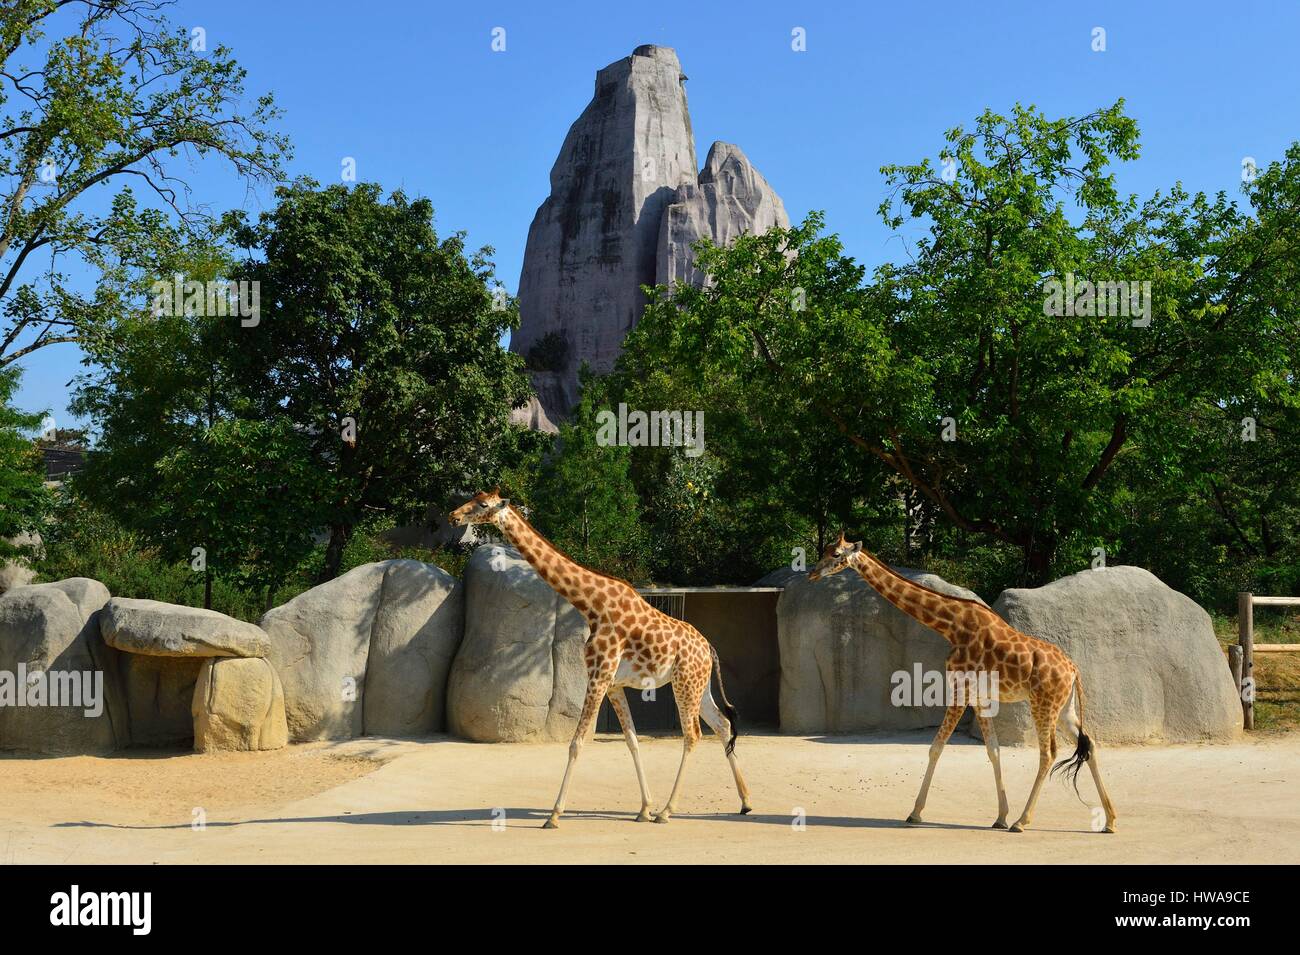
596, 587, 783, 735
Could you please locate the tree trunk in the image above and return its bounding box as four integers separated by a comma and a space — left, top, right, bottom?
203, 568, 213, 610
318, 523, 354, 583
1021, 537, 1057, 587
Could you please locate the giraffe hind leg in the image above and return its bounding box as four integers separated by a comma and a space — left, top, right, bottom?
700, 689, 752, 814
1009, 697, 1062, 833
654, 658, 707, 823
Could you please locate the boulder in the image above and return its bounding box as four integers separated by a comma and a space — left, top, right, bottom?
656, 141, 789, 288
447, 544, 589, 742
100, 597, 270, 658
262, 559, 463, 741
118, 653, 203, 746
362, 560, 463, 737
0, 578, 129, 753
762, 565, 986, 734
0, 561, 35, 594
192, 656, 288, 752
982, 566, 1241, 744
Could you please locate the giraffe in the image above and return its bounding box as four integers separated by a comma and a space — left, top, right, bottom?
809, 534, 1117, 833
449, 489, 753, 828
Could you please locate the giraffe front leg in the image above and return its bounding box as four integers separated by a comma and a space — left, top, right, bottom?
608, 687, 654, 822
975, 713, 1010, 829
907, 701, 966, 824
544, 672, 611, 830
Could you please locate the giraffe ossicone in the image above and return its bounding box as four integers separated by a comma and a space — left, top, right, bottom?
449, 488, 753, 828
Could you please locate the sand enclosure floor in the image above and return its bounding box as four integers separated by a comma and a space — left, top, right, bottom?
1, 732, 1295, 864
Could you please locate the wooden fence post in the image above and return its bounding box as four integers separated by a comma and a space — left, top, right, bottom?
1228, 644, 1243, 698
1238, 592, 1254, 730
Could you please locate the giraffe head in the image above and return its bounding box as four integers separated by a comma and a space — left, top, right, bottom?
808, 532, 862, 581
448, 488, 508, 527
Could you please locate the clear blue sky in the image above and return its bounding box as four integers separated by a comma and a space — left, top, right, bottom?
16, 0, 1300, 430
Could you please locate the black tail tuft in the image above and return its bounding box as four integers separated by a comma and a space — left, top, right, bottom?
710, 647, 740, 756
1051, 731, 1092, 798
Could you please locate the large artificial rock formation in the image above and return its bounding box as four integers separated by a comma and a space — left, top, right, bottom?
656, 141, 789, 288
261, 559, 462, 741
192, 656, 288, 752
101, 597, 270, 658
981, 566, 1241, 745
761, 565, 986, 734
0, 578, 129, 753
446, 544, 589, 742
510, 45, 787, 430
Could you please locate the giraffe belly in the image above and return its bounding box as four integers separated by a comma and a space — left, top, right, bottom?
612, 656, 673, 691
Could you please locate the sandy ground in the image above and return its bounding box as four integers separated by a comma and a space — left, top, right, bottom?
1, 731, 1296, 864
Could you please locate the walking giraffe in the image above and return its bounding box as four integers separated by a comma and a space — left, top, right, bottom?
810, 534, 1117, 833
449, 489, 753, 828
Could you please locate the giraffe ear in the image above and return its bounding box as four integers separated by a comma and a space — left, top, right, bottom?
852, 541, 863, 552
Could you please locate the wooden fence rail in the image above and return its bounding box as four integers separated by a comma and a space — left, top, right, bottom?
1237, 592, 1300, 730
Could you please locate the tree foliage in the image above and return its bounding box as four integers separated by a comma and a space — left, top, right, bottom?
0, 0, 287, 367
627, 102, 1300, 588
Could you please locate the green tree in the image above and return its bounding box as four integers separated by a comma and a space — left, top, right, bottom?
72, 243, 322, 607
0, 365, 49, 559
524, 372, 647, 580
1, 0, 287, 367
226, 181, 532, 580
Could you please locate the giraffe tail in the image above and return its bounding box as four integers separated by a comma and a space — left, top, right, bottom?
709, 646, 740, 756
1051, 671, 1092, 797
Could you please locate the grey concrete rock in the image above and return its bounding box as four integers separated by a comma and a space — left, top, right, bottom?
446, 544, 589, 742
656, 141, 789, 288
982, 566, 1241, 744
363, 559, 463, 737
100, 597, 270, 658
192, 656, 288, 752
511, 44, 697, 425
262, 559, 462, 741
0, 578, 129, 753
0, 561, 35, 594
763, 565, 986, 734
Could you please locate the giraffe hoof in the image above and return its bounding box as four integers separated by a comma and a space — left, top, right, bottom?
740, 804, 753, 816
635, 809, 653, 823
1103, 825, 1117, 834
991, 820, 1009, 830
653, 812, 671, 824
905, 813, 923, 825
542, 816, 560, 830
1009, 822, 1025, 833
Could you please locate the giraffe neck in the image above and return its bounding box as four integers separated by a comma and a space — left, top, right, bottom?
494, 505, 608, 607
848, 550, 968, 645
